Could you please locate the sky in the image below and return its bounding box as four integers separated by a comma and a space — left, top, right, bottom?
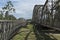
0, 0, 46, 19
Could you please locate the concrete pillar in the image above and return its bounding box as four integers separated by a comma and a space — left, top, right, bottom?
0, 23, 2, 40
3, 22, 7, 40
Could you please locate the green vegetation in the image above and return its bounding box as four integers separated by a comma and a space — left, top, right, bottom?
3, 1, 16, 20
12, 24, 60, 40
12, 24, 36, 40
0, 1, 16, 20
0, 11, 3, 20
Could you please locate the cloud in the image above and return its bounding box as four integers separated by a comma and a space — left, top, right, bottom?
0, 0, 46, 19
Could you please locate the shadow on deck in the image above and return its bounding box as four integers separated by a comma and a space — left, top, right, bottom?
33, 24, 60, 40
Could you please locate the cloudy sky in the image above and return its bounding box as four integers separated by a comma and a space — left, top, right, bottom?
0, 0, 46, 19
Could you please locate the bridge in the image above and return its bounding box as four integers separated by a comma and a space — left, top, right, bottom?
0, 20, 27, 40
32, 0, 60, 31
31, 0, 60, 40
0, 0, 60, 40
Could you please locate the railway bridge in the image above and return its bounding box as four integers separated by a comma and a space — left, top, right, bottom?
32, 0, 60, 31
32, 0, 60, 39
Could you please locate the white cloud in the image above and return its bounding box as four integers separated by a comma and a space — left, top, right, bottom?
0, 0, 46, 19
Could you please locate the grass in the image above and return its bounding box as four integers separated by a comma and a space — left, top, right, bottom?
12, 24, 36, 40
12, 24, 60, 40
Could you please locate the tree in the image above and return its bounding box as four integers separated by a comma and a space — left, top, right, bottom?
26, 19, 32, 24
18, 18, 26, 22
18, 18, 25, 20
2, 1, 15, 20
8, 15, 16, 20
0, 11, 3, 20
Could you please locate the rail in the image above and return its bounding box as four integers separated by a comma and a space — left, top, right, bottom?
0, 20, 26, 40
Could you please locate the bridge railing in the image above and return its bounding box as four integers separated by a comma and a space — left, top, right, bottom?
0, 20, 26, 40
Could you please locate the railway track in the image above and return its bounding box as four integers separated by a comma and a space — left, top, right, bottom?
33, 25, 60, 40
36, 24, 60, 33
40, 24, 60, 31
